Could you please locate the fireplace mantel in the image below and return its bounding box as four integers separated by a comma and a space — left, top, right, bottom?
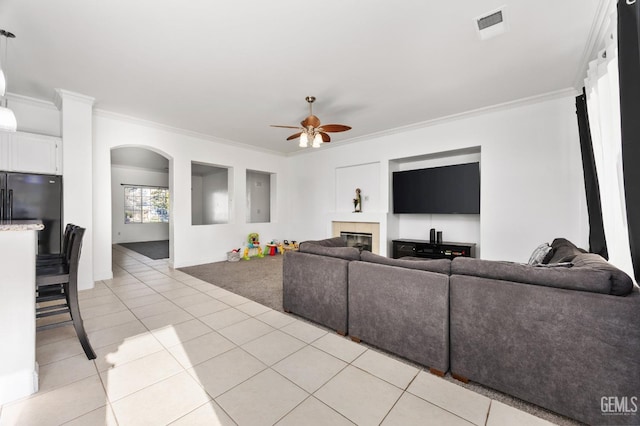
327, 211, 386, 224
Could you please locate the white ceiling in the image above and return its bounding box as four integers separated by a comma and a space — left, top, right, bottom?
1, 0, 605, 155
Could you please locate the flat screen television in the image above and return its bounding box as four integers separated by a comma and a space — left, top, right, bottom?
392, 162, 480, 214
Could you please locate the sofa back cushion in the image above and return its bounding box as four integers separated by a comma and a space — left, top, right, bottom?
451, 257, 612, 294
299, 243, 360, 261
571, 253, 634, 296
360, 251, 451, 275
299, 237, 345, 248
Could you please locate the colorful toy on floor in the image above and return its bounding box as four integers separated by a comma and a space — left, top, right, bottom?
243, 233, 264, 260
281, 240, 299, 253
266, 240, 283, 256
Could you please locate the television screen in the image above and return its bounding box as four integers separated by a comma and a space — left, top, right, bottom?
392, 163, 480, 214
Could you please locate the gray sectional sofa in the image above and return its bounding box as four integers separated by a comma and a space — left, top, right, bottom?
282, 236, 640, 425
282, 237, 357, 335
349, 252, 451, 374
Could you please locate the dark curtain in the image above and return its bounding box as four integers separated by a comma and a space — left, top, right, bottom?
575, 93, 608, 258
618, 0, 640, 281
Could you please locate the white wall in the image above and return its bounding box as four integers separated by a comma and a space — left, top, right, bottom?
335, 162, 381, 213
92, 112, 289, 280
110, 165, 170, 243
191, 175, 204, 225
287, 93, 588, 263
202, 169, 230, 225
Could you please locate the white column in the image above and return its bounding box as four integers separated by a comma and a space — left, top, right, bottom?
54, 89, 95, 290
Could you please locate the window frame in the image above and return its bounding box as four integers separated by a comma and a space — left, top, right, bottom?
123, 185, 170, 224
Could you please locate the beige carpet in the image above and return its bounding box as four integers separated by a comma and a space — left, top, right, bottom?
179, 254, 283, 312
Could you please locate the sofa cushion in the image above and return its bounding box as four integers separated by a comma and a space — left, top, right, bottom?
527, 242, 554, 265
360, 251, 451, 275
299, 237, 345, 248
451, 257, 612, 294
545, 238, 586, 264
299, 243, 360, 261
571, 253, 634, 296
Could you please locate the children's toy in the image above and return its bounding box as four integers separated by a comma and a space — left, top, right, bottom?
281, 240, 299, 254
266, 240, 282, 256
227, 248, 241, 262
243, 233, 264, 260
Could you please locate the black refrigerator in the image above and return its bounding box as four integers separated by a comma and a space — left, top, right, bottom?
0, 172, 63, 255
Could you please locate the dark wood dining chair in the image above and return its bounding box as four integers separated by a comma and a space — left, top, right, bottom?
36, 223, 76, 267
36, 226, 96, 360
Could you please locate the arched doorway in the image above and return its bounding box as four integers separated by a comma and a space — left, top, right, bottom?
110, 146, 173, 264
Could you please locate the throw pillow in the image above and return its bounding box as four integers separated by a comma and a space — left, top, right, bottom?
571, 253, 634, 296
528, 243, 553, 266
546, 238, 586, 264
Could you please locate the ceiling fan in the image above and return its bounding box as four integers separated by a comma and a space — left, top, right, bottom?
271, 96, 351, 148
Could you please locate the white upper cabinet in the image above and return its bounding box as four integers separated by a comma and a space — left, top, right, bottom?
0, 131, 62, 175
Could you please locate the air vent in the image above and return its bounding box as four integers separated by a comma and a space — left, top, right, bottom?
475, 6, 508, 40
477, 10, 503, 31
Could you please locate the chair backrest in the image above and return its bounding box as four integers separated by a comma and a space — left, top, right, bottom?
61, 223, 76, 261
67, 226, 85, 292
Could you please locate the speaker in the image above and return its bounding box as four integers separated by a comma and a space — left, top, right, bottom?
430, 228, 436, 243
436, 231, 443, 244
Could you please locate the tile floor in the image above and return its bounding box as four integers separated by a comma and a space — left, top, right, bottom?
0, 246, 559, 426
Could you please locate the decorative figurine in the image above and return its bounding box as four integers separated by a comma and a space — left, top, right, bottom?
353, 188, 362, 213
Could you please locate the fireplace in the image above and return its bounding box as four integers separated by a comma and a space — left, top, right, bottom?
332, 221, 380, 254
340, 231, 373, 252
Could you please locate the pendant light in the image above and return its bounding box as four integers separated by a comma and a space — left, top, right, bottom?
0, 29, 17, 133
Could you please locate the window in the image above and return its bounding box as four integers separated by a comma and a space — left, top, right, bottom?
124, 186, 169, 224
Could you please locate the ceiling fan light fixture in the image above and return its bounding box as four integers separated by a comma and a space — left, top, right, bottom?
271, 96, 351, 148
299, 132, 309, 148
312, 133, 322, 148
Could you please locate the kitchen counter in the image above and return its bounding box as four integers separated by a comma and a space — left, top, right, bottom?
0, 221, 42, 404
0, 220, 45, 231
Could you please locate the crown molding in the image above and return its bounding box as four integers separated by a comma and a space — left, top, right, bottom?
572, 0, 616, 89
287, 87, 579, 157
93, 108, 286, 157
53, 89, 95, 110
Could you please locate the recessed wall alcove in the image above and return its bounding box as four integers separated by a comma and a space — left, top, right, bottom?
388, 147, 481, 257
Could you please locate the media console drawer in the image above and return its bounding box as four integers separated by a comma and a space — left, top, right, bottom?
392, 239, 476, 260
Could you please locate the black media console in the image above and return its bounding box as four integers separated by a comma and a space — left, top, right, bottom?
392, 239, 476, 260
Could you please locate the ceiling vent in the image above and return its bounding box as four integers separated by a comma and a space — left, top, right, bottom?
475, 6, 508, 40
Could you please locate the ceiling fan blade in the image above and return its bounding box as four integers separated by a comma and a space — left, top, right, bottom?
320, 132, 331, 143
301, 115, 321, 129
270, 125, 301, 129
319, 124, 351, 133
286, 132, 302, 141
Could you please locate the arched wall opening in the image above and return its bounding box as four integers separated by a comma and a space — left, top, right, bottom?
109, 145, 174, 265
